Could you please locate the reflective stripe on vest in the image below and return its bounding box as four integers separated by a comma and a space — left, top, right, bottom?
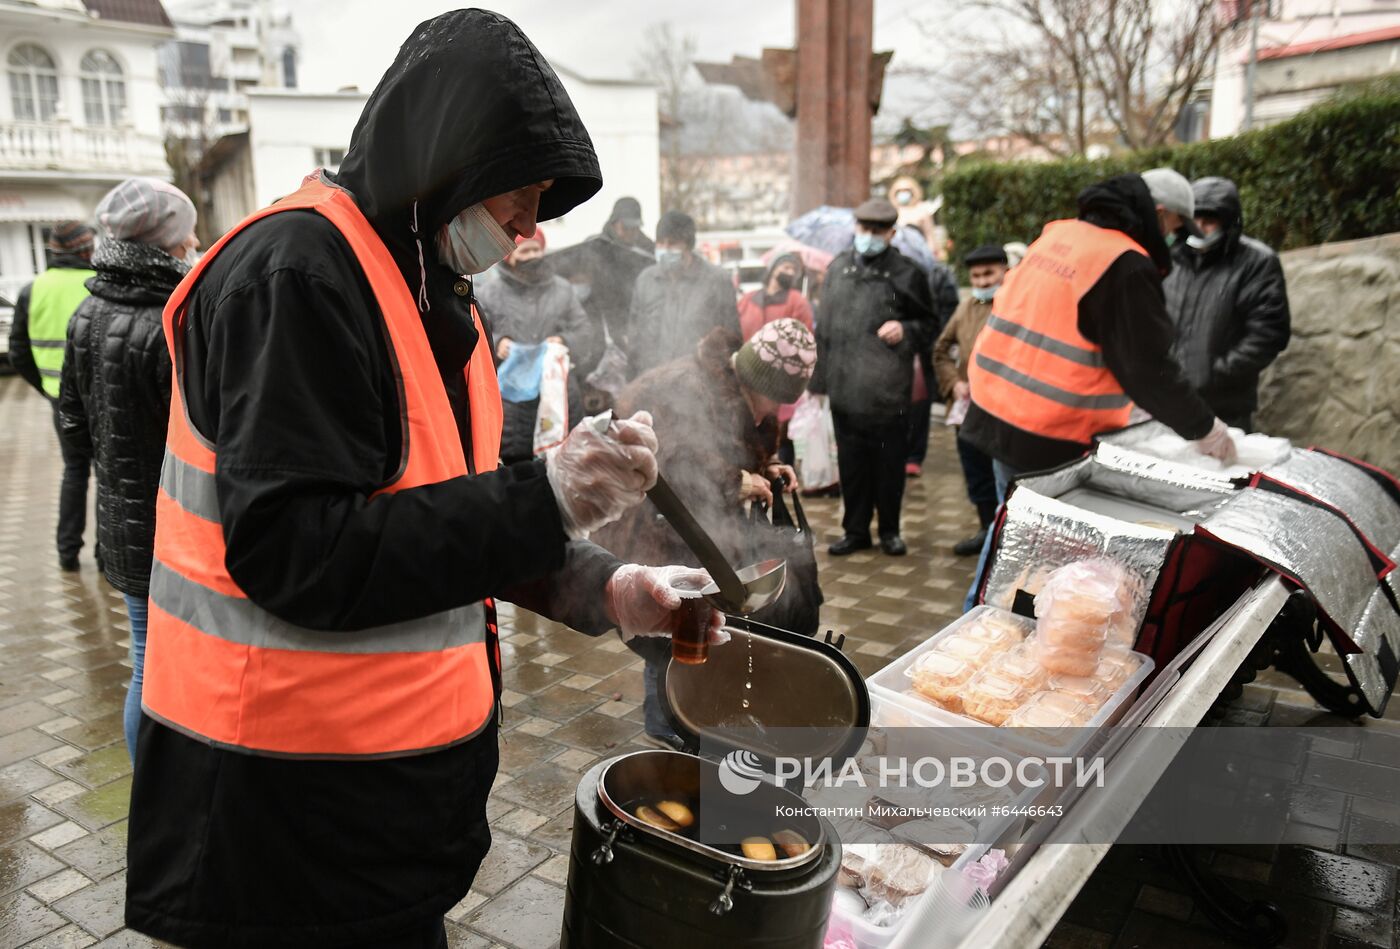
27, 267, 94, 398
967, 219, 1140, 444
143, 172, 505, 758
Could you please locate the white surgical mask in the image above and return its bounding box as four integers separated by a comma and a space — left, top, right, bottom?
971, 285, 997, 303
1186, 230, 1225, 253
436, 203, 516, 275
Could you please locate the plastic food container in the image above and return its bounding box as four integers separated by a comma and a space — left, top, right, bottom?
869, 606, 1154, 740
931, 635, 999, 665
1095, 646, 1143, 690
1045, 673, 1110, 709
870, 607, 1037, 718
961, 670, 1035, 725
907, 651, 979, 713
986, 645, 1048, 692
1032, 638, 1101, 677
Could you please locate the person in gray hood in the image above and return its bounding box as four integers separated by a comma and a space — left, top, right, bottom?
1164, 176, 1291, 430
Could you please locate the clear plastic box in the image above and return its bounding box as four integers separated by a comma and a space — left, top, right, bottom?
868, 605, 1154, 736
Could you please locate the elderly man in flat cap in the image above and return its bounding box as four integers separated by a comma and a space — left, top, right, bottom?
808, 197, 937, 557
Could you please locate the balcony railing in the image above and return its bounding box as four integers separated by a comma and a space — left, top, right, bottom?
0, 121, 168, 178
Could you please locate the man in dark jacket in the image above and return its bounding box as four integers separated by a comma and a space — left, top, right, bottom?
124, 13, 717, 949
809, 197, 937, 556
542, 195, 654, 383
59, 176, 199, 762
1164, 176, 1291, 430
625, 209, 741, 377
8, 221, 96, 571
477, 226, 593, 463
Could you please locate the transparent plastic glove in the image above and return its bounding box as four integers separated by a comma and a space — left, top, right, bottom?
1193, 417, 1238, 465
606, 564, 731, 644
545, 411, 659, 539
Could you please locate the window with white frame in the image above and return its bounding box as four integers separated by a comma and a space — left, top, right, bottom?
80, 50, 127, 126
8, 44, 60, 122
314, 147, 346, 171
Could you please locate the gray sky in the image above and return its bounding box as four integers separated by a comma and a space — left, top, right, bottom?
290, 0, 950, 128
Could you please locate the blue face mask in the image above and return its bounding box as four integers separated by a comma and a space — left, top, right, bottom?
656, 248, 684, 267
971, 285, 998, 303
853, 232, 888, 257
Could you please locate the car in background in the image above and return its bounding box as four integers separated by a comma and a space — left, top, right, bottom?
0, 291, 14, 373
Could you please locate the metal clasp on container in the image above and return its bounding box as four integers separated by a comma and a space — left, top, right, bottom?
708, 865, 751, 916
591, 820, 625, 865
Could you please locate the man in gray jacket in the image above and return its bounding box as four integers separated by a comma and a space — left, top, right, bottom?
625, 210, 740, 378
1164, 177, 1290, 431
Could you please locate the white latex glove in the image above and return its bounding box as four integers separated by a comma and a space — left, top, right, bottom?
739, 471, 774, 506
545, 412, 659, 539
606, 564, 731, 644
1194, 417, 1238, 465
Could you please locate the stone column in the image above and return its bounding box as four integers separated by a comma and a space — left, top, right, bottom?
793, 0, 875, 217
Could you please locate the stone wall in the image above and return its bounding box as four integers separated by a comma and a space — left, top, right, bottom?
1255, 232, 1400, 473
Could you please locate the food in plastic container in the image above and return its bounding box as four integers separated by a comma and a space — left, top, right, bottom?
1032, 639, 1100, 677
956, 614, 1027, 653
1095, 646, 1143, 690
932, 635, 999, 665
1020, 690, 1092, 725
907, 651, 979, 712
1002, 701, 1077, 730
962, 670, 1035, 725
987, 645, 1048, 691
1037, 615, 1111, 652
1047, 673, 1110, 709
862, 851, 940, 912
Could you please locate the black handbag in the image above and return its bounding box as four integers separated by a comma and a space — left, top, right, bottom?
747, 479, 824, 637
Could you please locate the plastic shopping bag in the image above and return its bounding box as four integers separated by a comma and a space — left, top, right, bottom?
498, 342, 547, 403
789, 392, 839, 492
533, 342, 571, 456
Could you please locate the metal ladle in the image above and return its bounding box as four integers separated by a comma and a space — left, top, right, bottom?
590, 413, 787, 615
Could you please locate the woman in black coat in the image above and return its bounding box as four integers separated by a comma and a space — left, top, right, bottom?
59, 177, 198, 761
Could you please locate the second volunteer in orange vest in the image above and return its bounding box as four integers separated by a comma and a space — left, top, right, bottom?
961, 171, 1237, 493
125, 12, 723, 949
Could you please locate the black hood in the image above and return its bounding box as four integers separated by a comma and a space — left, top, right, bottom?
1076, 174, 1173, 277
1191, 176, 1243, 257
330, 9, 602, 238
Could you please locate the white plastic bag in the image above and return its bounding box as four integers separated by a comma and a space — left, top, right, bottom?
533, 342, 571, 456
790, 392, 839, 492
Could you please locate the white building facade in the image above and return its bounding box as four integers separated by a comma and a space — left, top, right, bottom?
158, 0, 298, 144
1, 0, 173, 301
199, 65, 659, 251
1210, 0, 1400, 137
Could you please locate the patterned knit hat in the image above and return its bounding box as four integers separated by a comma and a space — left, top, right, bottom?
95, 177, 196, 251
47, 221, 95, 258
734, 318, 817, 404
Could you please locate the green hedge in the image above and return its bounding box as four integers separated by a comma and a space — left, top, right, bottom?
941, 83, 1400, 264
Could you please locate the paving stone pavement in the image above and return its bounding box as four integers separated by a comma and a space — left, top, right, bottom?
3, 373, 1399, 949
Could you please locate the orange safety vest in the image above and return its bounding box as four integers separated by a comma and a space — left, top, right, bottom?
143, 173, 504, 758
967, 219, 1140, 444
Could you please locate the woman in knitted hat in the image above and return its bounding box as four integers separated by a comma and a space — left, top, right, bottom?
57, 176, 198, 761
592, 318, 817, 748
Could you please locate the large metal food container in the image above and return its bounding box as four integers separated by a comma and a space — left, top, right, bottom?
561, 618, 870, 949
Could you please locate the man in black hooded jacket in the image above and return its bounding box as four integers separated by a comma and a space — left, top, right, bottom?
124, 12, 718, 948
1164, 176, 1291, 430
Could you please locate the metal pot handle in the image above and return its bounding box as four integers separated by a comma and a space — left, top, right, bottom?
709, 865, 749, 916
591, 820, 625, 866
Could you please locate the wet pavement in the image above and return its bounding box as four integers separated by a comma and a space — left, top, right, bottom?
2, 372, 1399, 948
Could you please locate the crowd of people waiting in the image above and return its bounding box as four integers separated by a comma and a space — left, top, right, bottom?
7, 165, 1293, 756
